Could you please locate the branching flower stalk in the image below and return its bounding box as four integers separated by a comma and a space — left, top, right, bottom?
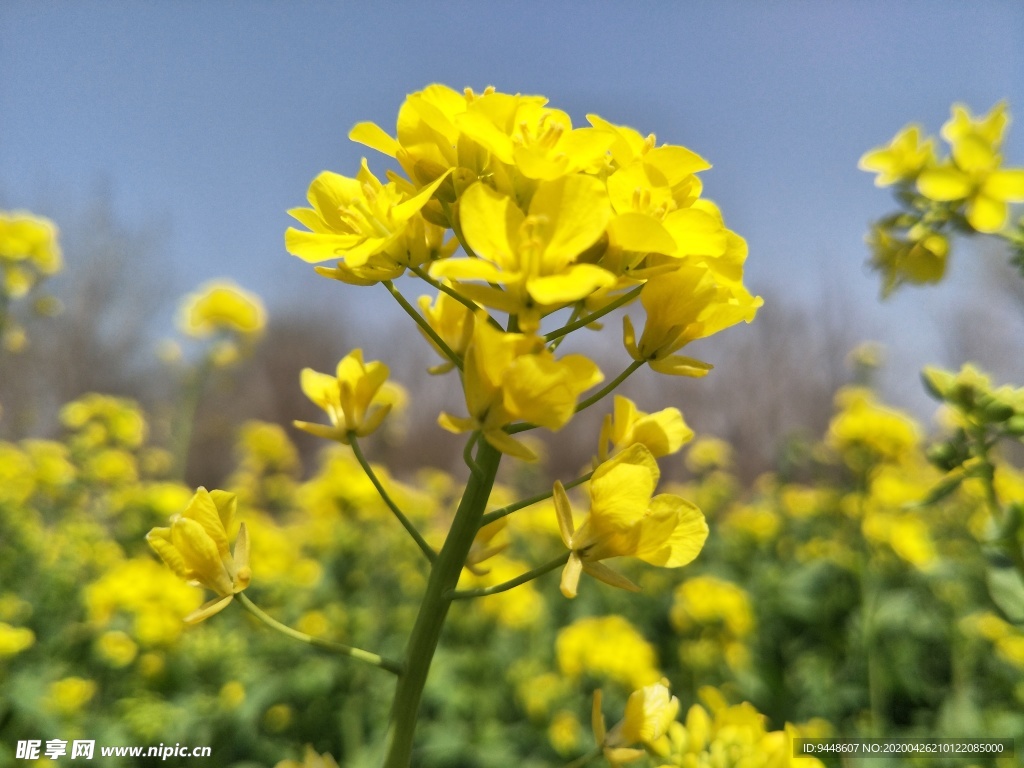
148, 84, 761, 767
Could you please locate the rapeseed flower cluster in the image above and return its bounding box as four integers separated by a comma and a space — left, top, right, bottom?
0, 210, 62, 353
861, 102, 1024, 293
286, 84, 760, 461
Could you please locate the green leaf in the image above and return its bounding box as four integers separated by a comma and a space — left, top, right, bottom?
986, 559, 1024, 624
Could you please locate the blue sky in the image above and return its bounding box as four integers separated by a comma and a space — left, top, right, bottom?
2, 1, 1023, 404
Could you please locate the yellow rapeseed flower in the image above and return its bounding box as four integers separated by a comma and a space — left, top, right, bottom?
177, 279, 266, 338
859, 125, 936, 186
146, 487, 251, 623
597, 395, 693, 463
45, 677, 97, 716
285, 160, 450, 265
294, 349, 403, 444
0, 622, 35, 657
556, 615, 661, 689
916, 102, 1024, 233
273, 745, 340, 768
623, 264, 761, 376
554, 445, 707, 598
592, 681, 680, 766
439, 315, 602, 460
432, 178, 614, 333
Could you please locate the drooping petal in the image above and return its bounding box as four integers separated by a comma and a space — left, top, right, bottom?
560, 552, 584, 598
636, 495, 708, 567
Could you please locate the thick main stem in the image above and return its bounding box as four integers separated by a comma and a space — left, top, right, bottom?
381, 441, 502, 767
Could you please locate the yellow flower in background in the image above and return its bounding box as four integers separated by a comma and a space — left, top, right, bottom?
827, 386, 920, 468
45, 677, 97, 717
859, 125, 936, 186
671, 575, 755, 638
664, 688, 826, 768
273, 745, 340, 768
0, 210, 63, 299
555, 445, 707, 598
916, 102, 1024, 233
866, 220, 949, 295
146, 487, 251, 623
177, 279, 266, 338
592, 681, 679, 766
597, 395, 693, 463
439, 315, 602, 460
285, 159, 450, 265
95, 630, 138, 668
294, 349, 404, 444
556, 615, 661, 689
432, 177, 614, 332
0, 622, 35, 657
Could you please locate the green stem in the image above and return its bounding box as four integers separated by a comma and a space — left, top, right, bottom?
575, 359, 643, 414
349, 434, 436, 563
381, 441, 503, 768
564, 746, 603, 768
237, 593, 403, 675
171, 352, 215, 480
481, 471, 592, 526
446, 552, 569, 599
544, 285, 643, 344
383, 280, 462, 371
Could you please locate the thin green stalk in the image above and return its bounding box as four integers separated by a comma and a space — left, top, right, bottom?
544, 285, 643, 344
409, 265, 492, 322
383, 280, 462, 371
481, 471, 592, 526
564, 746, 603, 768
171, 352, 215, 480
382, 441, 503, 768
237, 593, 403, 675
446, 552, 569, 599
463, 431, 482, 477
349, 434, 436, 563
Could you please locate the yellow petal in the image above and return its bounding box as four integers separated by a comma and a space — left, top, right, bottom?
348, 121, 400, 157
171, 517, 233, 595
607, 213, 678, 255
560, 553, 583, 598
526, 265, 616, 306
636, 495, 708, 567
984, 169, 1024, 202
916, 167, 972, 201
966, 194, 1008, 234
146, 527, 189, 580
530, 175, 611, 268
459, 183, 523, 270
183, 488, 230, 556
